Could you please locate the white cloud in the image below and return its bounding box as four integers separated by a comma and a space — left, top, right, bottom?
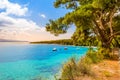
0, 0, 28, 16
0, 14, 40, 30
0, 13, 72, 41
40, 14, 46, 18
0, 13, 44, 38
0, 0, 72, 41
0, 0, 43, 41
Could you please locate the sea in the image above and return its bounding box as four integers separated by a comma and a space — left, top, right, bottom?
0, 42, 89, 80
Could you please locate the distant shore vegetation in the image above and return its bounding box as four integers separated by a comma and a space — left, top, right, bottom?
30, 37, 98, 46
30, 39, 73, 45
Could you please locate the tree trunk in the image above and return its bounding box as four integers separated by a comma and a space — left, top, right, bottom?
101, 41, 111, 49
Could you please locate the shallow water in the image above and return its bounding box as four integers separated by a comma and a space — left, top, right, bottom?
0, 43, 88, 80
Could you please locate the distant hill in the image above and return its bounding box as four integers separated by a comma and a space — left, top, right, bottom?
0, 39, 27, 42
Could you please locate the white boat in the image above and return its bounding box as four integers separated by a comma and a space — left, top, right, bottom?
64, 47, 68, 50
52, 48, 57, 51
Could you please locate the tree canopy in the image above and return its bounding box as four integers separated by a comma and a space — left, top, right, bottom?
46, 0, 120, 48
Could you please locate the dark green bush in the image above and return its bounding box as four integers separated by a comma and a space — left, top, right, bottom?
86, 49, 104, 63
97, 48, 119, 60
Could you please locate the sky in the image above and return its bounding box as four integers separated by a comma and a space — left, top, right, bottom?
0, 0, 75, 42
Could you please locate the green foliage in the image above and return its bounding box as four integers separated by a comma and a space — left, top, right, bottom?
61, 58, 78, 80
54, 0, 78, 9
103, 71, 112, 77
46, 0, 120, 48
59, 47, 119, 80
46, 18, 69, 36
93, 47, 118, 60
60, 57, 94, 80
97, 48, 111, 59
31, 39, 73, 45
44, 0, 120, 78
86, 47, 119, 62
86, 48, 104, 63
31, 34, 98, 46
77, 57, 93, 76
72, 28, 98, 46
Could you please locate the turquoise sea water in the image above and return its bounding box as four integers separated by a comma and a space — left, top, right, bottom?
0, 43, 88, 80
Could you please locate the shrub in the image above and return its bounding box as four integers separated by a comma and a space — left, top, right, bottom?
60, 58, 78, 80
98, 48, 110, 59
78, 57, 94, 76
97, 48, 119, 60
86, 49, 104, 63
103, 71, 112, 77
60, 57, 94, 80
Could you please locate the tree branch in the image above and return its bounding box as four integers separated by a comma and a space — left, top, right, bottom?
107, 31, 120, 45
109, 6, 117, 36
109, 31, 120, 39
99, 11, 105, 30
